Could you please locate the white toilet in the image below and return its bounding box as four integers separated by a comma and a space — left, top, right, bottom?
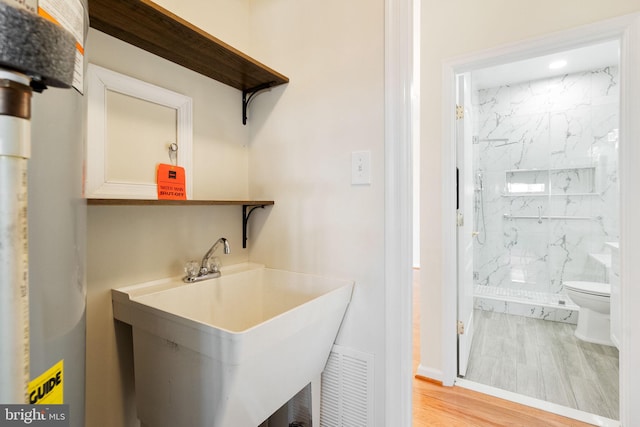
564, 281, 612, 346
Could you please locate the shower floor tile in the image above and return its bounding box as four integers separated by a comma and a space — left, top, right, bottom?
465, 309, 619, 420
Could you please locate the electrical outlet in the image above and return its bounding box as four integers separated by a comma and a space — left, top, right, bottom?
352, 151, 371, 185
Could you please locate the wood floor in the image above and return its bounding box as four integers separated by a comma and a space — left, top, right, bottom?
412, 378, 593, 427
411, 270, 593, 426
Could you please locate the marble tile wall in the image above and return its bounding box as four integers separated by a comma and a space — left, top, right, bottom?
472, 66, 619, 301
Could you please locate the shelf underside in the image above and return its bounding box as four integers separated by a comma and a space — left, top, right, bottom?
88, 0, 288, 91
87, 199, 274, 206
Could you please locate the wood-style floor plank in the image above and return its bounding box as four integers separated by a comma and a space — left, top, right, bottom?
465, 310, 618, 418
413, 377, 592, 427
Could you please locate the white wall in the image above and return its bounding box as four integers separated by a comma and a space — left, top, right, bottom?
153, 0, 251, 53
420, 0, 640, 381
85, 23, 251, 426
247, 0, 388, 422
86, 0, 390, 425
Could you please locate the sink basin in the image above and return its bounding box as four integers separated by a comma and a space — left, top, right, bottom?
112, 263, 353, 427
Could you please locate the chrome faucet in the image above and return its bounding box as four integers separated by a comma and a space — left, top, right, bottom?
183, 237, 231, 283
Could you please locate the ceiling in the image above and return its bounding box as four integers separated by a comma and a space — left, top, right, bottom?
472, 40, 620, 89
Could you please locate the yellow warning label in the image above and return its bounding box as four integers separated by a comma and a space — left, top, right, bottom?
28, 359, 64, 404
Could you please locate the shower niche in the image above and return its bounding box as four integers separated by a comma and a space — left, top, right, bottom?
504, 166, 597, 196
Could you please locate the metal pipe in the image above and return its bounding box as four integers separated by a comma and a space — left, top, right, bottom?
0, 70, 32, 403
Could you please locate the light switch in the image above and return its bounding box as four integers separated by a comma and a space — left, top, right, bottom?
352, 151, 371, 185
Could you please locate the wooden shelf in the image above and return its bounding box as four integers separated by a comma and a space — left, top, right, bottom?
87, 199, 274, 206
87, 0, 289, 91
87, 199, 274, 248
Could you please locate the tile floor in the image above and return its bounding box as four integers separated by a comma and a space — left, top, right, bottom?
464, 309, 619, 420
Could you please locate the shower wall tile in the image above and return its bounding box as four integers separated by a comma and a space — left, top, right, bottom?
548, 231, 582, 292
507, 195, 548, 214
549, 195, 592, 218
482, 173, 507, 233
511, 80, 552, 115
549, 108, 594, 168
473, 65, 619, 303
506, 225, 550, 291
477, 85, 511, 115
476, 233, 511, 287
596, 195, 619, 240
549, 168, 595, 194
474, 297, 507, 313
591, 67, 618, 105
554, 308, 579, 324
477, 114, 550, 171
548, 72, 592, 112
473, 297, 578, 324
477, 139, 511, 171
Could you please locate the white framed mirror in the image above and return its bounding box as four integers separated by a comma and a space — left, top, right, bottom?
86, 64, 193, 199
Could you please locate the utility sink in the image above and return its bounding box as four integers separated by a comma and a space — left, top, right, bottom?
112, 263, 354, 427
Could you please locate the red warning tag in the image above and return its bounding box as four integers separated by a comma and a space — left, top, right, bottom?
157, 163, 186, 200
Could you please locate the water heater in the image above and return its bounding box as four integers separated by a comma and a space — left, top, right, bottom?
0, 1, 87, 425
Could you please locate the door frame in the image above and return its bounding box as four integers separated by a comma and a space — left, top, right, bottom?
455, 72, 476, 378
441, 13, 640, 426
384, 0, 415, 424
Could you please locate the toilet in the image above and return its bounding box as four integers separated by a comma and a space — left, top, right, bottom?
564, 281, 613, 346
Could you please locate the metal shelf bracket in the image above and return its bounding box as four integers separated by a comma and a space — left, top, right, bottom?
242, 82, 275, 125
242, 204, 270, 248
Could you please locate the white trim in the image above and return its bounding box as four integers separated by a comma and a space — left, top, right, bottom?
441, 13, 640, 426
441, 56, 458, 387
86, 63, 193, 199
456, 379, 620, 427
412, 0, 422, 270
384, 0, 414, 424
617, 14, 640, 427
415, 364, 443, 383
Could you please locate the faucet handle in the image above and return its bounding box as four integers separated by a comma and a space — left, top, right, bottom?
184, 260, 200, 278
207, 256, 221, 273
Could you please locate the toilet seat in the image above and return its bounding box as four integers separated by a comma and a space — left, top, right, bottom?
564, 281, 610, 297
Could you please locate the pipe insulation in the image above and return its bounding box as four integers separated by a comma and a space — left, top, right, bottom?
0, 72, 31, 404
0, 1, 75, 90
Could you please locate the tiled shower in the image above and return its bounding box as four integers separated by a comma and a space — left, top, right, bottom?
471, 65, 620, 323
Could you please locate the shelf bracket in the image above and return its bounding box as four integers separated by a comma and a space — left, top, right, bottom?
242, 204, 269, 248
242, 82, 275, 125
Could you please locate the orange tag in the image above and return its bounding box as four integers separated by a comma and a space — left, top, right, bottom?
157, 164, 187, 200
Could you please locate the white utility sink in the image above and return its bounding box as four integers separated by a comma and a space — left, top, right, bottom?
112, 263, 353, 427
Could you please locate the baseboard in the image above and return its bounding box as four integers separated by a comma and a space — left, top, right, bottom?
415, 364, 443, 383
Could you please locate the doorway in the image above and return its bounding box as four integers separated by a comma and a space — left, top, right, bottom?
458, 41, 620, 421
441, 15, 640, 427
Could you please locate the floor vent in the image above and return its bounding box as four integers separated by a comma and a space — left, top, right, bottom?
320, 344, 374, 427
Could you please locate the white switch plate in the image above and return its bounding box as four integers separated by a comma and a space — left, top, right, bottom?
352, 151, 371, 185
